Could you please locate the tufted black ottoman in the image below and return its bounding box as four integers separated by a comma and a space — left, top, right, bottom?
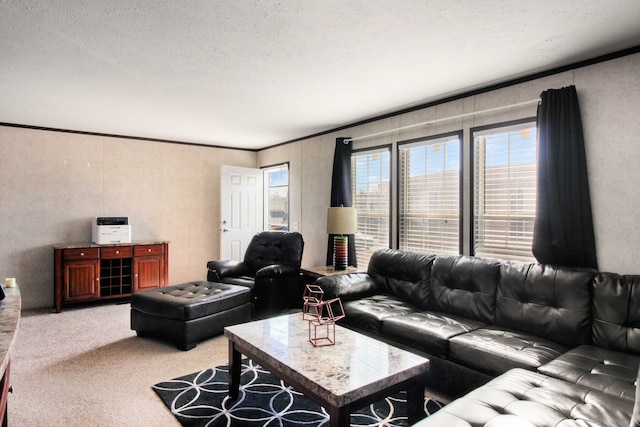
130, 281, 252, 350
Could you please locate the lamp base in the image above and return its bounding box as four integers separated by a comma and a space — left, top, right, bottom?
333, 235, 348, 270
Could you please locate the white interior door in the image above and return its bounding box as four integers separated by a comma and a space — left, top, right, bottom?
220, 165, 263, 261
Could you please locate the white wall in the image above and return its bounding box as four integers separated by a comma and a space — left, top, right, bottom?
258, 52, 640, 275
578, 54, 640, 272
3, 52, 639, 310
0, 128, 256, 309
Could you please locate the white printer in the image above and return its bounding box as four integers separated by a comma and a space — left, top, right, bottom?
92, 217, 131, 244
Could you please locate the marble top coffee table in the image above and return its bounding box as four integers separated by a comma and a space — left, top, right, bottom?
224, 313, 430, 426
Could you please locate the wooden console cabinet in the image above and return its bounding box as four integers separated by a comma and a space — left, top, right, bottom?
0, 286, 20, 427
54, 241, 169, 312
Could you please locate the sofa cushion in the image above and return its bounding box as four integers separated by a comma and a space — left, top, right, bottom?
430, 255, 501, 324
412, 368, 634, 427
448, 326, 567, 376
382, 311, 485, 358
538, 344, 640, 401
367, 249, 436, 310
496, 261, 596, 348
593, 273, 640, 354
339, 294, 419, 336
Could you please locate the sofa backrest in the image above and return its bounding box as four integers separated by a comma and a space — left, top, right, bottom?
430, 254, 501, 323
367, 248, 436, 310
243, 231, 304, 273
593, 273, 640, 354
496, 262, 596, 347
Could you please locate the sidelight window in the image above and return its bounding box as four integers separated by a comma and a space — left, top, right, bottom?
263, 164, 289, 231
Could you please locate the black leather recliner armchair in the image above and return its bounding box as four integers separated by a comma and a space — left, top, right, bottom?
206, 231, 304, 316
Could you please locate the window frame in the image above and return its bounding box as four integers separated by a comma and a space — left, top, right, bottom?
396, 131, 463, 255
351, 145, 392, 268
470, 117, 537, 262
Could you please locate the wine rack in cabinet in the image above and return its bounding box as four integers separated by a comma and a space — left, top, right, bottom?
53, 241, 168, 313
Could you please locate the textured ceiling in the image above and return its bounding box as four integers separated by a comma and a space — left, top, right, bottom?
2, 1, 640, 150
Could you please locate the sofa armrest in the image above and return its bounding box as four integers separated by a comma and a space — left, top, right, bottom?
631, 364, 640, 427
316, 273, 378, 300
255, 264, 297, 278
206, 260, 250, 281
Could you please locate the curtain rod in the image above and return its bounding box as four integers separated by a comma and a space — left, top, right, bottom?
345, 98, 540, 143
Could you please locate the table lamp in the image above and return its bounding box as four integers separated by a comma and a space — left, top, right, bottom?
327, 206, 357, 270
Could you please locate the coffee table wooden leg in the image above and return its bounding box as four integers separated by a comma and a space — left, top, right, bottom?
407, 374, 426, 425
228, 340, 241, 400
329, 405, 350, 427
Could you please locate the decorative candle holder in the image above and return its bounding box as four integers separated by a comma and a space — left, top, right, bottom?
333, 235, 349, 270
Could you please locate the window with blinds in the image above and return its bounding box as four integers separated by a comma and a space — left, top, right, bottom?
473, 122, 537, 261
351, 147, 391, 267
398, 133, 461, 255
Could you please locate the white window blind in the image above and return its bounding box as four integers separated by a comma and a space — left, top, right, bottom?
398, 134, 461, 255
473, 123, 537, 261
351, 148, 391, 268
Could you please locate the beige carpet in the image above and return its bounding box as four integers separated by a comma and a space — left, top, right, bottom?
9, 302, 229, 427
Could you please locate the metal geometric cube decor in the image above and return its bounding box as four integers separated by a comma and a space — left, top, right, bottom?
302, 284, 345, 347
302, 284, 325, 321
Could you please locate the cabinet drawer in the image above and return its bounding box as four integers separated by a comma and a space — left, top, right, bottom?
100, 246, 133, 259
63, 248, 99, 261
134, 244, 164, 257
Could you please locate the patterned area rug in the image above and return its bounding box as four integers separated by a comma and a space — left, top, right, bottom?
153, 359, 442, 426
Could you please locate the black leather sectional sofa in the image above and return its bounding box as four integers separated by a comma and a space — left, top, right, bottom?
316, 248, 640, 426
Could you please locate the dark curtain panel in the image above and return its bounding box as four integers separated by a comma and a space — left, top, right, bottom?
326, 137, 357, 267
533, 85, 598, 269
